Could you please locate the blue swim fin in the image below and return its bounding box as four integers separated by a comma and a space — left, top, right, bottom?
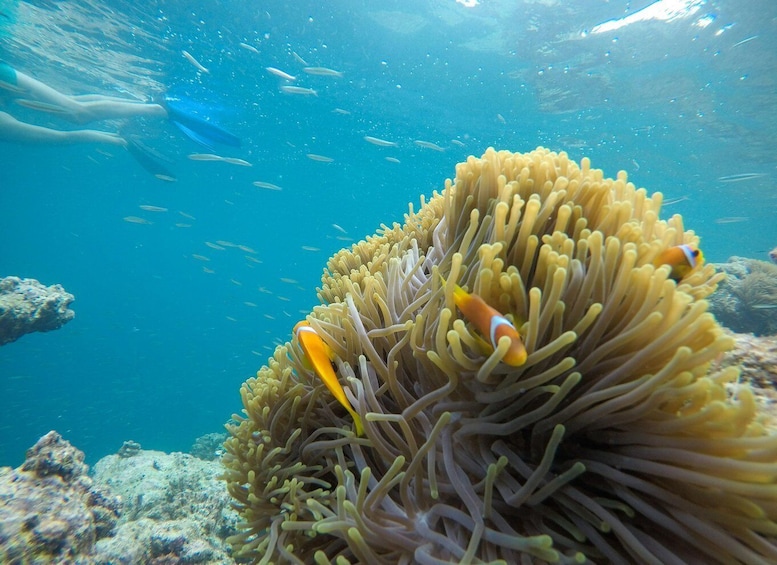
126, 138, 177, 181
171, 121, 215, 151
164, 94, 241, 148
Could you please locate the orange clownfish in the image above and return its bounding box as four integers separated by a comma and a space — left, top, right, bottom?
653, 244, 704, 282
293, 321, 364, 436
442, 275, 527, 367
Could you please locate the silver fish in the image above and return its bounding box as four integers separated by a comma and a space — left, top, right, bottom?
303, 66, 344, 78
364, 135, 398, 147
266, 67, 296, 81
413, 140, 445, 152
280, 85, 317, 96
182, 50, 210, 74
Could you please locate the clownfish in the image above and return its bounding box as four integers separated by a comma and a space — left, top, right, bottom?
441, 275, 527, 367
293, 321, 364, 436
653, 244, 704, 282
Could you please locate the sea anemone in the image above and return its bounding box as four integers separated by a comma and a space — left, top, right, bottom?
223, 147, 777, 564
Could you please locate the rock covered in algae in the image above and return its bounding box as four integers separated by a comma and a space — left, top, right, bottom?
0, 431, 121, 563
708, 257, 777, 336
0, 431, 239, 564
91, 448, 239, 563
0, 276, 75, 345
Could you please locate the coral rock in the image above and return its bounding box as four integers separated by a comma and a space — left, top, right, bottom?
190, 432, 228, 461
92, 449, 238, 563
0, 431, 121, 563
0, 276, 75, 345
708, 257, 777, 335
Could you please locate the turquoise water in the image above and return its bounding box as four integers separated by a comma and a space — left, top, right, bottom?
1, 0, 775, 465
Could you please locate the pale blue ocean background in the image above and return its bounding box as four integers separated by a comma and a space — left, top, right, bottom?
1, 0, 775, 465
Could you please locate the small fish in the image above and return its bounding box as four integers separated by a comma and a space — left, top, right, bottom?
188, 153, 224, 161
496, 113, 506, 124
252, 181, 282, 191
414, 140, 445, 152
123, 216, 152, 225
215, 240, 236, 247
226, 316, 237, 322
245, 256, 262, 264
717, 173, 766, 183
202, 267, 215, 274
714, 217, 749, 224
363, 135, 398, 147
292, 51, 309, 66
238, 245, 256, 254
303, 66, 344, 78
384, 157, 401, 164
139, 205, 168, 212
301, 245, 320, 251
221, 157, 253, 167
239, 42, 260, 54
277, 296, 291, 302
244, 301, 257, 307
732, 35, 759, 48
175, 223, 192, 228
179, 211, 196, 220
280, 85, 317, 96
441, 275, 527, 367
450, 139, 466, 148
182, 50, 210, 74
653, 244, 704, 282
751, 304, 777, 310
769, 247, 777, 263
266, 67, 296, 81
306, 153, 333, 162
294, 321, 364, 435
280, 277, 299, 284
192, 254, 211, 262
155, 174, 177, 183
0, 79, 27, 94
230, 279, 242, 286
332, 223, 347, 234
662, 196, 689, 206
332, 108, 351, 115
205, 242, 226, 250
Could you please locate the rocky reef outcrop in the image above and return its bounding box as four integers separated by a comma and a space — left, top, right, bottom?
92, 448, 239, 563
0, 431, 238, 564
708, 257, 777, 336
0, 276, 75, 345
716, 331, 777, 433
0, 431, 121, 563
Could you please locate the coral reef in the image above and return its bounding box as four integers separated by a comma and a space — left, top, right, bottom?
0, 432, 239, 564
0, 276, 75, 345
223, 147, 777, 564
190, 432, 228, 461
708, 257, 777, 336
92, 449, 239, 563
714, 331, 777, 433
0, 431, 121, 563
117, 440, 142, 458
